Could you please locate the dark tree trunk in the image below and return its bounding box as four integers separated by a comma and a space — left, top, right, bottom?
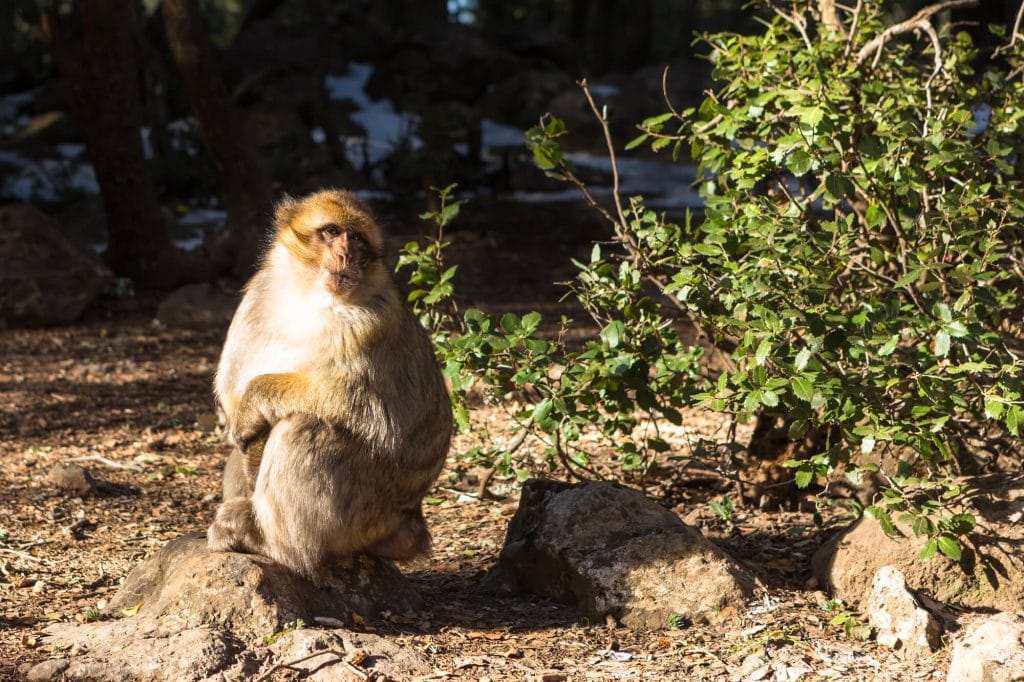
162, 0, 274, 278
41, 0, 180, 288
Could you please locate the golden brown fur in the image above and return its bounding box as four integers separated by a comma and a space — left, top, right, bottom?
207, 190, 452, 581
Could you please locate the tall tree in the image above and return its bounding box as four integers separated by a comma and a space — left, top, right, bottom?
162, 0, 274, 277
41, 0, 180, 288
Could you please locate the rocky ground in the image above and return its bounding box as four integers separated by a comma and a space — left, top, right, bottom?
4, 292, 1012, 681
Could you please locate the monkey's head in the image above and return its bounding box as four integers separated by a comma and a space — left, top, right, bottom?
273, 190, 386, 300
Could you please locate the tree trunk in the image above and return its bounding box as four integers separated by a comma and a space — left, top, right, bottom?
41, 0, 180, 288
162, 0, 274, 278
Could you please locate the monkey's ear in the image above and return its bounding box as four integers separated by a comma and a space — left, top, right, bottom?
274, 196, 300, 230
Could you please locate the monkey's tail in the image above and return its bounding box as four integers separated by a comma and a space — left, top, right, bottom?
365, 509, 431, 561
207, 498, 265, 555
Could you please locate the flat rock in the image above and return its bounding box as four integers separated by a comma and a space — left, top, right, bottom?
25, 533, 428, 680
865, 566, 942, 658
947, 612, 1024, 682
155, 283, 237, 330
0, 203, 108, 328
483, 479, 755, 628
813, 473, 1024, 611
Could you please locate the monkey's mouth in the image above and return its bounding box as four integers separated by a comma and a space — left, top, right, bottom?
326, 271, 358, 292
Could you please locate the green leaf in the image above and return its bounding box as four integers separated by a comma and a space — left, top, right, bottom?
792, 377, 815, 402
936, 534, 962, 561
787, 149, 813, 176
865, 506, 897, 536
934, 331, 950, 358
600, 321, 626, 349
984, 399, 1004, 419
794, 467, 813, 488
761, 390, 779, 407
794, 347, 811, 371
825, 174, 855, 201
912, 516, 933, 537
919, 538, 938, 561
755, 338, 772, 365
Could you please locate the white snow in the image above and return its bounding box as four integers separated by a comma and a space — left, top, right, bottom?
324, 62, 422, 169
565, 152, 702, 209
481, 118, 524, 152
588, 83, 621, 98
178, 208, 227, 226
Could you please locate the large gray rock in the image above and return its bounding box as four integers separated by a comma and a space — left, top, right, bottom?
865, 566, 942, 658
155, 283, 236, 330
0, 203, 108, 328
813, 474, 1024, 611
947, 612, 1024, 682
25, 533, 428, 680
484, 479, 755, 629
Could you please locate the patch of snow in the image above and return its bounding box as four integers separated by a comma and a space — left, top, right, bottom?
324, 63, 422, 170
588, 83, 621, 98
65, 162, 99, 194
0, 89, 37, 120
173, 236, 205, 252
324, 63, 375, 108
481, 118, 524, 152
140, 127, 153, 160
350, 189, 395, 201
56, 143, 86, 160
178, 209, 227, 226
565, 152, 702, 209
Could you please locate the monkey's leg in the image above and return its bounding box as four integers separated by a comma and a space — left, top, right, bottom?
221, 449, 250, 500
365, 508, 432, 561
248, 415, 335, 581
207, 497, 264, 555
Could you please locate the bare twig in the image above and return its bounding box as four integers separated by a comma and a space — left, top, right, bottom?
477, 421, 532, 499
69, 455, 142, 471
577, 79, 630, 238
768, 2, 813, 50
0, 547, 48, 564
843, 0, 865, 59
994, 0, 1024, 56
855, 0, 978, 66
254, 650, 366, 682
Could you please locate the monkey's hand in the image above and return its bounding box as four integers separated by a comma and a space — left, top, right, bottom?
228, 373, 311, 453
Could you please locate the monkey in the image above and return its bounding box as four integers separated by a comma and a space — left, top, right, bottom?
207, 189, 452, 582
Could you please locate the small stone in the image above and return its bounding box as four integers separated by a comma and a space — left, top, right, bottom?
865, 566, 942, 658
947, 612, 1024, 682
46, 463, 93, 495
24, 659, 69, 682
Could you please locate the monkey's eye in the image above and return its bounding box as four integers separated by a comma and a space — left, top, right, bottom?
319, 224, 342, 239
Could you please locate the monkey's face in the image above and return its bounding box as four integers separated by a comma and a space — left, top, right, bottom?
275, 191, 385, 301
314, 222, 376, 296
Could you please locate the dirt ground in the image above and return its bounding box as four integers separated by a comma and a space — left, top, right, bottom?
0, 311, 957, 681
0, 203, 957, 680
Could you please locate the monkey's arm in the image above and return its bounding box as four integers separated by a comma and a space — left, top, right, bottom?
230, 372, 324, 486
229, 372, 322, 446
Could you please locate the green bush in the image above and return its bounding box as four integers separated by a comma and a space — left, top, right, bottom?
400, 1, 1024, 555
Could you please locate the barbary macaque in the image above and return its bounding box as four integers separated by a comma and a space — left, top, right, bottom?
207, 189, 452, 581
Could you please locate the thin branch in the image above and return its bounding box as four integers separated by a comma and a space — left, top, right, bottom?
768, 2, 813, 50
843, 0, 864, 59
578, 79, 629, 237
856, 0, 978, 66
818, 0, 847, 37
254, 650, 366, 682
0, 547, 48, 564
994, 0, 1024, 56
